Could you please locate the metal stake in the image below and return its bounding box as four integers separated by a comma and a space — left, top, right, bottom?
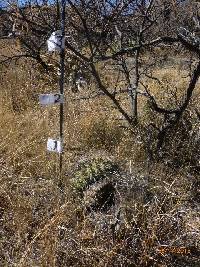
58, 0, 66, 189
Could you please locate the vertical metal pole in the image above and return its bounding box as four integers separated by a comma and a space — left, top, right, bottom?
59, 0, 66, 189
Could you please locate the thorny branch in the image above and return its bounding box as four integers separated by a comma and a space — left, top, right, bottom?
1, 0, 200, 154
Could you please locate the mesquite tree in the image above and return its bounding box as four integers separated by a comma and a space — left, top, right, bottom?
1, 0, 200, 159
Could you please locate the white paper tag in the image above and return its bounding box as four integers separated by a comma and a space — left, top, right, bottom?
47, 30, 65, 52
39, 93, 64, 105
47, 138, 62, 153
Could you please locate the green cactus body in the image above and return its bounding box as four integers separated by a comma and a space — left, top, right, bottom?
72, 157, 119, 193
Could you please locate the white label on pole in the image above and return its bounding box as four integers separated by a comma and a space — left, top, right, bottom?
47, 30, 65, 52
39, 93, 64, 105
47, 138, 62, 153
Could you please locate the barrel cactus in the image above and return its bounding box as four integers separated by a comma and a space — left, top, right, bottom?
72, 156, 119, 193
71, 156, 120, 212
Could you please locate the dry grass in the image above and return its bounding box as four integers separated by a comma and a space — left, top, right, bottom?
0, 54, 200, 267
